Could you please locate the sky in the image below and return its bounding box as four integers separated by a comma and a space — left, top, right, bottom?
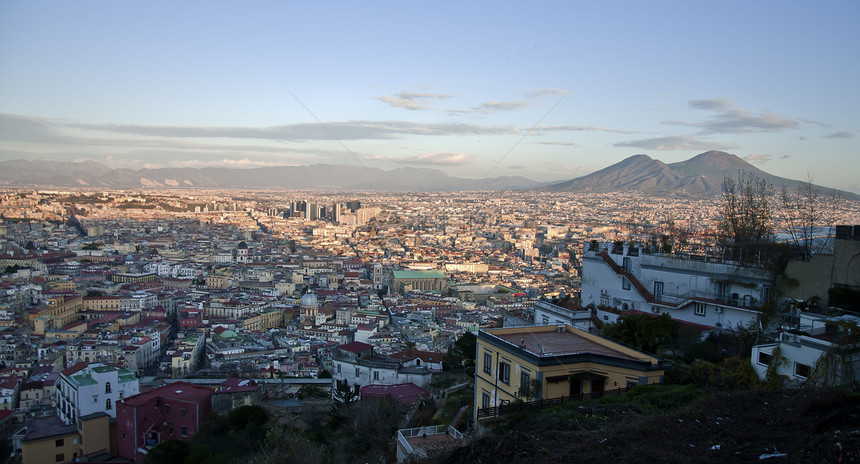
1, 1, 858, 192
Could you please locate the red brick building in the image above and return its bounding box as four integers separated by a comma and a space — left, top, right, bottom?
116, 381, 213, 463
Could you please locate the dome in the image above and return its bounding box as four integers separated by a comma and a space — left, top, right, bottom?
301, 291, 318, 308
237, 241, 248, 249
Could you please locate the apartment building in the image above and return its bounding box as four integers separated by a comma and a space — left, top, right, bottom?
582, 242, 773, 330
55, 362, 139, 425
474, 324, 665, 421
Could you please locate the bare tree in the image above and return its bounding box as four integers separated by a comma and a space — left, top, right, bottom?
719, 171, 774, 244
778, 176, 840, 261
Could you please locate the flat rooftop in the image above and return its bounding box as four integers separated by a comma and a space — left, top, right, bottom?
489, 326, 647, 361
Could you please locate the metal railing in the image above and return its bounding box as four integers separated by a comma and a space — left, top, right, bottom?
476, 386, 632, 419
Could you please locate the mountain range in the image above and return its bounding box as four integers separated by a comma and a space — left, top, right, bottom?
538, 150, 859, 200
0, 151, 855, 199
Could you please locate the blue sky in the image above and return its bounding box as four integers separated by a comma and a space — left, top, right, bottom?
1, 1, 858, 192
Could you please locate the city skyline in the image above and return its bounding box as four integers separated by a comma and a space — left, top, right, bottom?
1, 2, 859, 193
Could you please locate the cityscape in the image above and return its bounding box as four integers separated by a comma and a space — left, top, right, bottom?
2, 1, 860, 463
0, 175, 857, 462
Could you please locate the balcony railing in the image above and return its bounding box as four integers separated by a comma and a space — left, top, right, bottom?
476, 386, 632, 419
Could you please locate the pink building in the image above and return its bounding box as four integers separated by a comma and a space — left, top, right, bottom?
116, 381, 213, 463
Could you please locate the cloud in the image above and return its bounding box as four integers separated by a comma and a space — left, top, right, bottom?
743, 153, 772, 165
666, 99, 800, 134
824, 131, 854, 138
66, 119, 527, 141
533, 124, 629, 134
614, 136, 734, 151
539, 141, 577, 146
780, 154, 791, 159
160, 158, 279, 169
689, 98, 734, 111
473, 101, 532, 113
376, 91, 453, 110
395, 152, 475, 166
526, 88, 568, 98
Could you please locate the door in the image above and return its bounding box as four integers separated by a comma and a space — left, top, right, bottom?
569, 378, 581, 397
654, 282, 664, 301
591, 378, 605, 397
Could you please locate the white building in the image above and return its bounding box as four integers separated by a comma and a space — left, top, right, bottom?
55, 362, 140, 425
331, 342, 432, 391
582, 242, 773, 330
533, 300, 594, 331
751, 314, 860, 385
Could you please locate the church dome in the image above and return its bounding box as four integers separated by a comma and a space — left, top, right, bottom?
301, 291, 318, 308
237, 241, 248, 249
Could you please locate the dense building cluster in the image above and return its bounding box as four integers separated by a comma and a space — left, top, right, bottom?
0, 188, 858, 462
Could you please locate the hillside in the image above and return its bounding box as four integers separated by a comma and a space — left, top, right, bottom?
435, 387, 859, 464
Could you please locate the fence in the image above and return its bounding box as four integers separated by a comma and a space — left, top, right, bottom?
476, 386, 632, 419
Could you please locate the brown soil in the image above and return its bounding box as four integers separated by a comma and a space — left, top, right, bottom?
436, 388, 860, 464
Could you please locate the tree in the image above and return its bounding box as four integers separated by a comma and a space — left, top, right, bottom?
778, 177, 840, 261
719, 171, 774, 244
602, 313, 679, 353
332, 379, 360, 407
452, 331, 477, 366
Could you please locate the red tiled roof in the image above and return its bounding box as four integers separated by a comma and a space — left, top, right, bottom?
337, 341, 374, 353
121, 381, 213, 407
61, 362, 89, 377
389, 349, 444, 363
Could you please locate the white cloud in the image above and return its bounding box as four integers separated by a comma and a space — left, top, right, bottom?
472, 101, 532, 113
614, 136, 733, 151
688, 98, 734, 111
824, 131, 854, 138
395, 152, 475, 166
376, 91, 453, 110
526, 88, 568, 98
666, 99, 799, 134
743, 153, 772, 165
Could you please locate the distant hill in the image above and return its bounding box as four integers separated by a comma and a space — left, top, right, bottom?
0, 160, 548, 192
538, 151, 860, 200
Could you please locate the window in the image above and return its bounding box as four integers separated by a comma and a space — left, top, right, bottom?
121, 432, 126, 440
483, 353, 492, 374
373, 371, 380, 381
355, 367, 360, 377
56, 454, 64, 462
165, 405, 171, 414
600, 294, 610, 307
758, 352, 772, 366
654, 282, 664, 301
694, 303, 706, 317
498, 362, 510, 385
481, 393, 490, 408
55, 438, 64, 447
518, 372, 531, 398
622, 277, 630, 290
541, 316, 549, 325
622, 257, 631, 272
105, 382, 111, 394
337, 364, 341, 374
795, 363, 812, 378
180, 408, 187, 418
106, 398, 111, 410
181, 426, 188, 437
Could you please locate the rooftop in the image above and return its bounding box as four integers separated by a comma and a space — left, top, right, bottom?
484, 325, 659, 364
121, 380, 212, 407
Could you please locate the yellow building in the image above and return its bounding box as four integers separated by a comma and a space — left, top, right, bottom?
82, 296, 121, 311
22, 412, 116, 464
474, 324, 665, 421
242, 309, 284, 332
31, 294, 83, 335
